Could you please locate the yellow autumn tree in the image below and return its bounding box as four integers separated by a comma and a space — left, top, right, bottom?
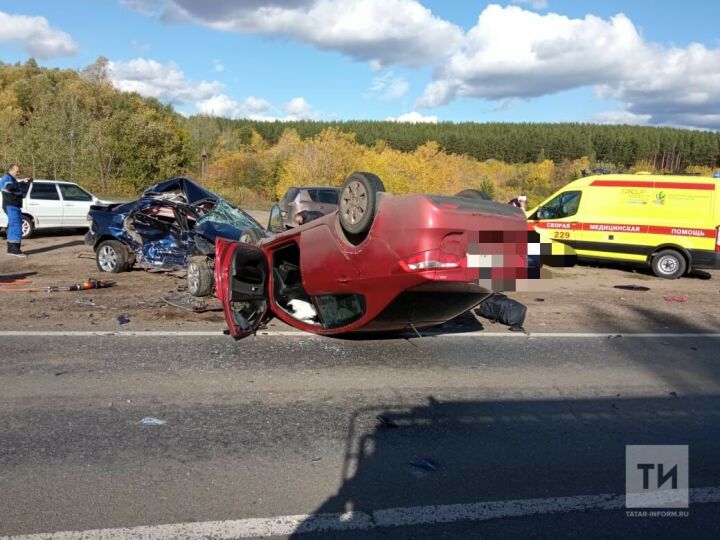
275, 128, 361, 198
202, 126, 604, 209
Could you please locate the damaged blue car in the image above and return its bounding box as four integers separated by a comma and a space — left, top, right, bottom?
85, 177, 266, 297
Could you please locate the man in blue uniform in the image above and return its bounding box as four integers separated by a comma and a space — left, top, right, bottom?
1, 164, 33, 258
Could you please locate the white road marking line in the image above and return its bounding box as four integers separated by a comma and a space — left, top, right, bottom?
4, 487, 720, 539
0, 331, 718, 338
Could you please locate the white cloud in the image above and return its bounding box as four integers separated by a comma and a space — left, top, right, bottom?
196, 94, 241, 117
120, 0, 162, 16
244, 96, 271, 114
108, 55, 318, 121
591, 110, 651, 125
511, 0, 548, 10
197, 94, 317, 121
494, 98, 519, 111
368, 72, 409, 100
595, 43, 720, 129
385, 111, 438, 123
213, 59, 225, 72
418, 5, 644, 107
120, 3, 720, 129
0, 11, 77, 58
122, 0, 463, 68
107, 58, 223, 104
196, 95, 269, 119
416, 4, 720, 129
283, 97, 319, 119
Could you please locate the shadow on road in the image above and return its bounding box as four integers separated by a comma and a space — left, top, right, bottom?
290, 391, 720, 538
585, 303, 720, 394
0, 271, 38, 281
577, 260, 713, 281
25, 239, 86, 255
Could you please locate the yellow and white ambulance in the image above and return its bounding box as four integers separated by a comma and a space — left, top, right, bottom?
526, 173, 720, 278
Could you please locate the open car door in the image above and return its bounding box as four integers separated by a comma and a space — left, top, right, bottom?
214, 237, 269, 339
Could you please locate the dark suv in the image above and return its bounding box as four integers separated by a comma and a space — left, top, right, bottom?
279, 186, 341, 227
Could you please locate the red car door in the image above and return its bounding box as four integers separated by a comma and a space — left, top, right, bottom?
215, 237, 269, 339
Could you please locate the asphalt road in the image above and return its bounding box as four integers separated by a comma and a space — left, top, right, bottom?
1, 333, 720, 539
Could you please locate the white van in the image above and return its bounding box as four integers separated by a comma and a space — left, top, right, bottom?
0, 180, 104, 238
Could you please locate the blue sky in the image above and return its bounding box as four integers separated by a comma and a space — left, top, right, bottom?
1, 1, 719, 128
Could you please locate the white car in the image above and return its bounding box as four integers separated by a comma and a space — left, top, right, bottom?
0, 180, 104, 239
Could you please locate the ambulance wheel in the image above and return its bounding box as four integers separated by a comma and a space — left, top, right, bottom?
21, 215, 34, 239
651, 249, 686, 279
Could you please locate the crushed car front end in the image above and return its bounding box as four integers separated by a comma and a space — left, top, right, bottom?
87, 177, 266, 274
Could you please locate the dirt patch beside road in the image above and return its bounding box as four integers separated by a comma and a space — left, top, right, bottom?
0, 230, 718, 333
0, 232, 228, 331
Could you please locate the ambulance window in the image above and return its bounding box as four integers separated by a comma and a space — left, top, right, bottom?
538, 191, 582, 220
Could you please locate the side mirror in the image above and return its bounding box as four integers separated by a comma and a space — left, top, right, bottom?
267, 204, 284, 234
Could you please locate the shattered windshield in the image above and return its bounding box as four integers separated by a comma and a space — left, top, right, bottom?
195, 200, 261, 231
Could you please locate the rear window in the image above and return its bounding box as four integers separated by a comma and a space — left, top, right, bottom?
317, 189, 339, 204
306, 189, 319, 202
281, 188, 299, 205
30, 183, 60, 200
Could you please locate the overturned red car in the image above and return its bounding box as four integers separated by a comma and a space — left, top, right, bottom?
215, 172, 533, 339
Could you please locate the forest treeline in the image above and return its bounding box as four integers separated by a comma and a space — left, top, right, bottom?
1, 59, 718, 207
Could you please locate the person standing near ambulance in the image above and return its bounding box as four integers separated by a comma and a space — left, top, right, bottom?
1, 164, 33, 257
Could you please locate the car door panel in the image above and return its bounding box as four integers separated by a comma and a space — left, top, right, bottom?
58, 184, 94, 226
215, 237, 268, 339
27, 183, 63, 227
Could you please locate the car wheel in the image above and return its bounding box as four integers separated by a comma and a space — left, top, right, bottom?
96, 240, 129, 273
455, 189, 492, 201
21, 215, 34, 239
651, 249, 686, 279
187, 256, 214, 297
338, 172, 385, 236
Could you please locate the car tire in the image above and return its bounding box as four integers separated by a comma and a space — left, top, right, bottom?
455, 189, 492, 201
187, 256, 214, 297
651, 249, 686, 279
21, 215, 34, 239
338, 172, 385, 236
96, 240, 130, 274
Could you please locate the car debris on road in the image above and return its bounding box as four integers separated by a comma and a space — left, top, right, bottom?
0, 277, 116, 293
474, 293, 527, 329
137, 417, 167, 426
613, 285, 651, 291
